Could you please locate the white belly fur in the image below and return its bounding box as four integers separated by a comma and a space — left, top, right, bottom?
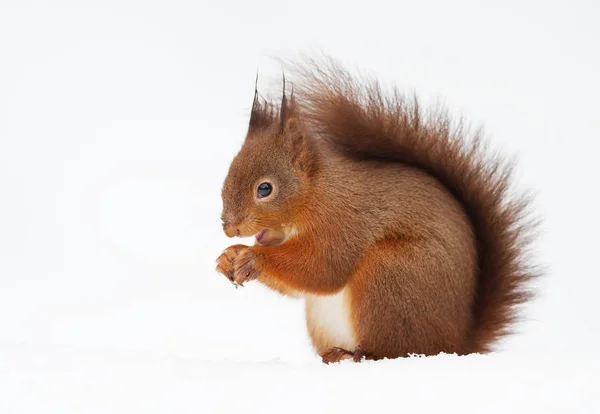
305, 287, 357, 352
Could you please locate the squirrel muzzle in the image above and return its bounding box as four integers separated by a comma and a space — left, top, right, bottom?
222, 217, 288, 246
222, 222, 239, 238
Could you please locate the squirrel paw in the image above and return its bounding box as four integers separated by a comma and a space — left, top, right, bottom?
321, 345, 367, 364
216, 245, 263, 287
232, 248, 264, 287
321, 347, 354, 364
216, 244, 247, 286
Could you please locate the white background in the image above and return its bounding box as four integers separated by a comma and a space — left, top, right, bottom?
1, 0, 599, 412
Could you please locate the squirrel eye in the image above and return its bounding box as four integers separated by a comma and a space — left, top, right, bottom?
257, 182, 273, 199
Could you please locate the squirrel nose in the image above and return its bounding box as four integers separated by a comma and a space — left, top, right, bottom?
224, 225, 238, 237
222, 220, 239, 238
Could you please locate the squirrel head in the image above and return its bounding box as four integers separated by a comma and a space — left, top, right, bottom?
220, 84, 318, 245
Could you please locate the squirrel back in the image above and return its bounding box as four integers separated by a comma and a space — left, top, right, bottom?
217, 57, 539, 359
291, 58, 538, 353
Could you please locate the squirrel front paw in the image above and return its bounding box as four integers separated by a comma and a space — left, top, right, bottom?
216, 244, 246, 285
216, 245, 263, 287
233, 248, 264, 286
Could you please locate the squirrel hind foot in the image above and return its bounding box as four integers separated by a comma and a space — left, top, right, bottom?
321, 347, 353, 364
321, 345, 367, 364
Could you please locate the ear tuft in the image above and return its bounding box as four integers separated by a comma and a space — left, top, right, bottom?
248, 98, 275, 133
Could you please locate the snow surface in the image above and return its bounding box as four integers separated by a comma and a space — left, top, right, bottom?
1, 342, 598, 414
1, 0, 600, 413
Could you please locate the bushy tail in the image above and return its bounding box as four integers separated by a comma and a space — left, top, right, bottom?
288, 57, 539, 352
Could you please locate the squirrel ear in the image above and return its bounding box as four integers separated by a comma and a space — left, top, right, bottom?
248, 92, 271, 132
248, 73, 274, 133
285, 118, 317, 176
284, 117, 299, 133
279, 71, 292, 133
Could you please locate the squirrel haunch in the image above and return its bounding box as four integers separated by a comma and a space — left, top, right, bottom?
217, 57, 539, 361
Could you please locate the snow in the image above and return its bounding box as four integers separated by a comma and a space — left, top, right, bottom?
1, 0, 600, 413
2, 343, 598, 413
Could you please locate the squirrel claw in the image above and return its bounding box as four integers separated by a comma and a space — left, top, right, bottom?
215, 244, 251, 288
232, 250, 262, 287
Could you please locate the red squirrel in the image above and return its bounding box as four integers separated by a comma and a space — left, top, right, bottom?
216, 58, 538, 363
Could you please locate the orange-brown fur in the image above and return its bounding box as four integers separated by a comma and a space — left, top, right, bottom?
216, 57, 539, 361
